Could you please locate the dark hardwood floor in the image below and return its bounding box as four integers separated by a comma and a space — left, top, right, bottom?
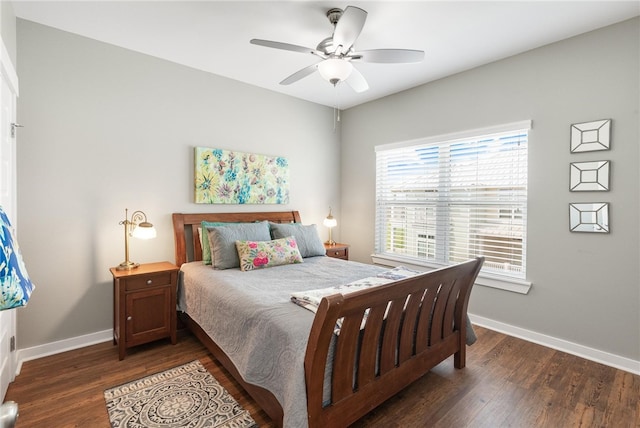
5, 326, 639, 427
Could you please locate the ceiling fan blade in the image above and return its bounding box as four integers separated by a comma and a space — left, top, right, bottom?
355, 49, 425, 64
250, 39, 319, 55
345, 66, 369, 93
333, 6, 367, 55
280, 62, 320, 85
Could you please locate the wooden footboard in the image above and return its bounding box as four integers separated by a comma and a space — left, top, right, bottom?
304, 257, 484, 428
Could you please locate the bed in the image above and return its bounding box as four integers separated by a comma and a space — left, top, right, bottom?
172, 211, 483, 427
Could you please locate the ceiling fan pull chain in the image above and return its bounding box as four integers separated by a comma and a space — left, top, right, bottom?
333, 85, 341, 131
336, 85, 340, 122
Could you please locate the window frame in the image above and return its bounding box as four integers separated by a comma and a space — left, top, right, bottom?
373, 120, 532, 294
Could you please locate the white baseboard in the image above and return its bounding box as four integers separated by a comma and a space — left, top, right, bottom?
15, 329, 112, 375
469, 313, 640, 375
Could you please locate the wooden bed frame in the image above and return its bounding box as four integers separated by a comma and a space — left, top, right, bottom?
172, 211, 483, 427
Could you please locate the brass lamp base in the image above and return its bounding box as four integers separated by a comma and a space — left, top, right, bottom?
325, 226, 335, 246
116, 261, 140, 271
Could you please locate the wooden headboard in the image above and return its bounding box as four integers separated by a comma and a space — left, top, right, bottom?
172, 211, 302, 267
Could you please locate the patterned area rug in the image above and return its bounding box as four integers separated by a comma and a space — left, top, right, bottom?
104, 360, 257, 428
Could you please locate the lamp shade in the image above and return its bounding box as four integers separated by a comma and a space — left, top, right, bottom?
323, 216, 337, 228
317, 58, 353, 84
132, 221, 157, 239
0, 206, 35, 310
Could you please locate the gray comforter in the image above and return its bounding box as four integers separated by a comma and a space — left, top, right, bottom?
179, 257, 385, 427
178, 256, 475, 427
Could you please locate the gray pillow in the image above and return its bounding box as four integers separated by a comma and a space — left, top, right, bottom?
270, 223, 326, 258
207, 221, 271, 269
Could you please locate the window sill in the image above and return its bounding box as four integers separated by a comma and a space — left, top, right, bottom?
370, 254, 532, 295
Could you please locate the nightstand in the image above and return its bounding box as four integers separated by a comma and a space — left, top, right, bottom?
110, 261, 179, 360
324, 243, 349, 260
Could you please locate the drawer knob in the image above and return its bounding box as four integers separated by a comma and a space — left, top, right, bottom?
146, 279, 153, 285
334, 252, 340, 255
127, 316, 132, 321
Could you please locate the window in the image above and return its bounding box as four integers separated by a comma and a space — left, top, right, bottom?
375, 121, 530, 280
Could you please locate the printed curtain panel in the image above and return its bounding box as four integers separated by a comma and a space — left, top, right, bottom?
1, 206, 35, 310
195, 147, 290, 204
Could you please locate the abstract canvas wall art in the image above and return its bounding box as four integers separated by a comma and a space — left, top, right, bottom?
195, 147, 290, 204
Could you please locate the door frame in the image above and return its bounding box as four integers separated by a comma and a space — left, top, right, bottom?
1, 34, 20, 402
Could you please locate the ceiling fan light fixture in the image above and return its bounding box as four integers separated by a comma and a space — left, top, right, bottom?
251, 5, 422, 92
317, 58, 353, 85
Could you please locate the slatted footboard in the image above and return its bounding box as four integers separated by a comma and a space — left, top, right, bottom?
304, 257, 484, 428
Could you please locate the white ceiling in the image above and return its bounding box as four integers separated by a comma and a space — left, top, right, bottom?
12, 1, 640, 109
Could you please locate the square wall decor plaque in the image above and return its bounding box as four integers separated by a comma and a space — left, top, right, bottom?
570, 119, 611, 153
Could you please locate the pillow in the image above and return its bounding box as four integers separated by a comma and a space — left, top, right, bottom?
207, 221, 271, 269
269, 223, 326, 258
199, 221, 240, 265
236, 236, 303, 271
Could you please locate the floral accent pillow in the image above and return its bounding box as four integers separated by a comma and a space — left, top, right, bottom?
235, 236, 303, 271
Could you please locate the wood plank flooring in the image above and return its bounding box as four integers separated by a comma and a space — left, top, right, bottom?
5, 326, 639, 427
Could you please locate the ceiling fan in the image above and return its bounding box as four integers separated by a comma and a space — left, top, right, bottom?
250, 6, 424, 93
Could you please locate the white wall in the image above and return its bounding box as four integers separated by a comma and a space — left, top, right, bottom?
341, 18, 639, 364
15, 19, 341, 349
0, 0, 16, 65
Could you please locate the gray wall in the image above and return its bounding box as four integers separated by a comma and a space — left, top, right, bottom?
16, 19, 340, 349
341, 18, 639, 361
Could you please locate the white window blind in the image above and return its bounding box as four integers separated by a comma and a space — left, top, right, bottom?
375, 122, 529, 279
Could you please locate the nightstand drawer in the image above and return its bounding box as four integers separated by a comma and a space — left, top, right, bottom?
324, 243, 349, 260
124, 272, 173, 291
327, 248, 347, 259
